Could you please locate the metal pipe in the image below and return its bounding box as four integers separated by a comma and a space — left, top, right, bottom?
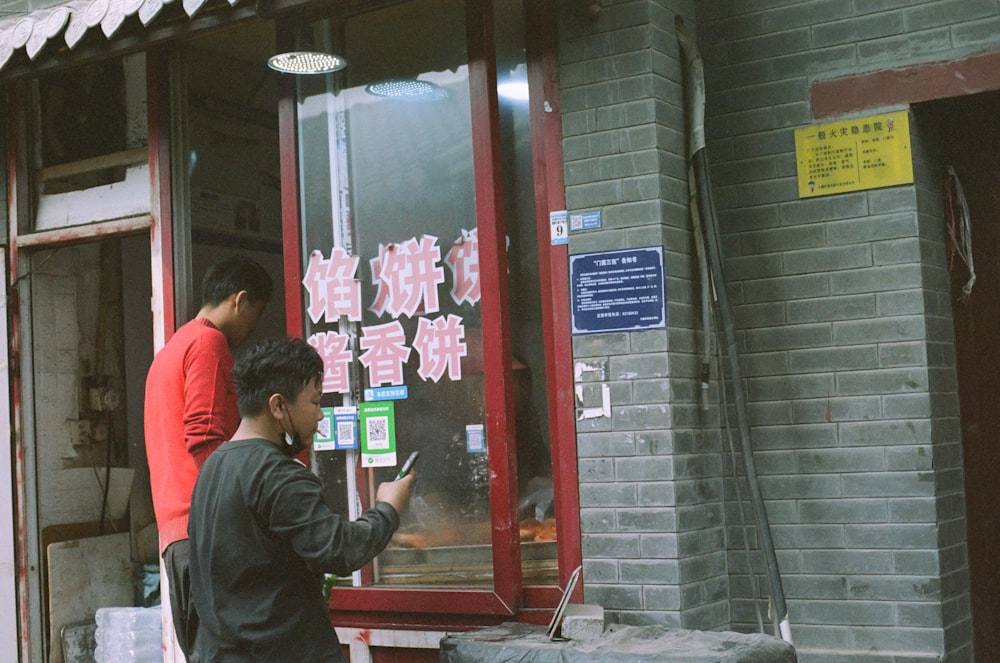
675, 15, 791, 643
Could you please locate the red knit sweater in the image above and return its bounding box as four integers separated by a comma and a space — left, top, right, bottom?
144, 318, 240, 553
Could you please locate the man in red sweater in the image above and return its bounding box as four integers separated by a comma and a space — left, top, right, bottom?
144, 253, 272, 662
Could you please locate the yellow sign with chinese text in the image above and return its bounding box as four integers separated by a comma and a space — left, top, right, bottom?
794, 111, 913, 198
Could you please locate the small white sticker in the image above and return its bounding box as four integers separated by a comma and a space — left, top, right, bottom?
466, 424, 486, 453
550, 210, 568, 245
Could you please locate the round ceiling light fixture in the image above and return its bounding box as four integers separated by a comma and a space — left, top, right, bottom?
267, 51, 347, 75
365, 79, 446, 99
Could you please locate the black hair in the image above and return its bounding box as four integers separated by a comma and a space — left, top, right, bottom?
200, 253, 273, 307
233, 337, 324, 417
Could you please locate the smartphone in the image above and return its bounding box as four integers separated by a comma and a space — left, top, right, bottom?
396, 451, 420, 479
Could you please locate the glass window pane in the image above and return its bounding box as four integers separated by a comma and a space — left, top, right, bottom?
494, 0, 558, 587
173, 23, 286, 343
296, 0, 495, 588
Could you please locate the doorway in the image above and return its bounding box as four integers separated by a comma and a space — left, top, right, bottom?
920, 90, 1000, 660
24, 235, 155, 663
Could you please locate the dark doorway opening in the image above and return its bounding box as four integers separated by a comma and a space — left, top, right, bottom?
918, 89, 1000, 660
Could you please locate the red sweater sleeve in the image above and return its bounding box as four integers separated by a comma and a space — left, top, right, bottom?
182, 332, 240, 467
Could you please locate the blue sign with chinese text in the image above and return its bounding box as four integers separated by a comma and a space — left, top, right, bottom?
364, 386, 409, 401
570, 246, 666, 335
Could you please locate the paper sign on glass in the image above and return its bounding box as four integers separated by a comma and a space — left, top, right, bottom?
333, 406, 358, 450
312, 407, 337, 451
360, 401, 397, 467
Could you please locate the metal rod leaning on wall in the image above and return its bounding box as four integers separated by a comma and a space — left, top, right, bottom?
674, 16, 792, 644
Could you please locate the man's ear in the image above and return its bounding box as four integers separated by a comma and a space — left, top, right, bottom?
233, 290, 250, 312
267, 393, 285, 419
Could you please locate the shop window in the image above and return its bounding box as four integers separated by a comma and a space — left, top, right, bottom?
31, 54, 149, 232
171, 21, 287, 341
293, 0, 570, 615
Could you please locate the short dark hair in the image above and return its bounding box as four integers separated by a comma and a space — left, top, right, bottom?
233, 337, 324, 417
200, 253, 273, 307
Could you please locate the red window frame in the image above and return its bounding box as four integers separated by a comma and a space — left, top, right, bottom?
275, 0, 580, 623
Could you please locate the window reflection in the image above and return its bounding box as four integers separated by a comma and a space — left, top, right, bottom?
297, 0, 557, 590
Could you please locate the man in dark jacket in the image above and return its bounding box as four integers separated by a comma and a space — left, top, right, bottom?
188, 337, 413, 662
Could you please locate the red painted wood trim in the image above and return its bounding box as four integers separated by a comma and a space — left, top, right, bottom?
466, 0, 522, 613
330, 586, 515, 616
14, 216, 151, 248
276, 24, 304, 337
525, 0, 583, 602
7, 77, 32, 663
147, 48, 176, 347
811, 50, 1000, 119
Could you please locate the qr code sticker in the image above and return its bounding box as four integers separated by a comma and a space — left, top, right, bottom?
336, 421, 355, 446
366, 416, 389, 449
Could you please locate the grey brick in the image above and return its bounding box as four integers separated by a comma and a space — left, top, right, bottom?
746, 323, 833, 352
875, 290, 924, 316
772, 524, 846, 549
786, 294, 876, 324
742, 273, 831, 303
678, 551, 728, 581
841, 471, 935, 498
616, 455, 674, 482
827, 212, 918, 245
748, 373, 835, 400
846, 523, 938, 549
781, 574, 850, 600
837, 367, 929, 396
858, 29, 953, 66
578, 431, 637, 458
788, 345, 877, 373
799, 599, 896, 625
830, 263, 924, 295
838, 420, 930, 447
581, 508, 619, 533
583, 559, 619, 583
950, 14, 1000, 49
617, 507, 678, 532
642, 585, 682, 611
833, 317, 927, 346
726, 344, 788, 377
584, 584, 643, 610
579, 483, 638, 508
637, 481, 677, 508
877, 341, 928, 367
620, 559, 680, 584
759, 474, 843, 501
849, 625, 944, 656
801, 447, 888, 474
730, 27, 812, 61
675, 502, 724, 530
582, 533, 641, 559
812, 12, 905, 48
791, 396, 881, 423
886, 447, 934, 473
678, 528, 726, 556
640, 533, 679, 558
750, 423, 839, 450
784, 245, 874, 275
578, 457, 615, 482
613, 403, 672, 430
874, 237, 922, 265
801, 549, 894, 574
610, 352, 668, 380
898, 602, 944, 628
746, 397, 794, 424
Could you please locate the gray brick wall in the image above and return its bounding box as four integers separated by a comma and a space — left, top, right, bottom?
556, 0, 998, 660
559, 0, 724, 630
690, 1, 994, 661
